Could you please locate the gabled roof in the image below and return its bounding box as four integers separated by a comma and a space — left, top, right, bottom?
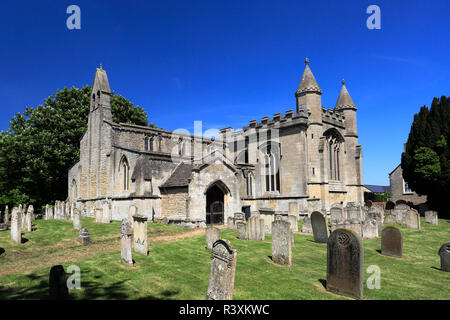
335, 79, 356, 110
295, 58, 322, 96
364, 184, 390, 193
160, 163, 193, 188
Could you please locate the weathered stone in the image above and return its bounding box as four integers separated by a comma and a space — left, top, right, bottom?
258, 208, 275, 234
45, 204, 50, 220
128, 205, 138, 222
301, 216, 313, 234
73, 208, 81, 230
405, 209, 420, 229
49, 265, 69, 300
384, 214, 395, 225
132, 215, 149, 255
326, 228, 363, 299
4, 206, 9, 225
271, 220, 292, 266
95, 208, 103, 223
288, 202, 298, 216
425, 210, 438, 225
368, 206, 384, 228
77, 228, 90, 245
362, 218, 378, 239
438, 242, 450, 272
330, 204, 344, 229
381, 226, 402, 258
247, 215, 265, 241
206, 239, 237, 300
20, 204, 26, 230
120, 219, 134, 265
311, 211, 328, 243
236, 221, 247, 240
11, 208, 21, 244
101, 201, 111, 223
234, 212, 245, 223
394, 204, 408, 224
287, 214, 298, 232
343, 219, 362, 237
227, 217, 235, 229
346, 202, 363, 221
25, 205, 33, 232
206, 226, 221, 250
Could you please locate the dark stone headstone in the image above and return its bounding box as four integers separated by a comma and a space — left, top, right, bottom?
438, 242, 450, 272
77, 228, 90, 245
326, 228, 364, 299
49, 265, 69, 300
381, 226, 402, 258
311, 211, 328, 243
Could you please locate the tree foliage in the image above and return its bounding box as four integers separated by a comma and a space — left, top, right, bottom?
0, 86, 156, 211
401, 96, 450, 218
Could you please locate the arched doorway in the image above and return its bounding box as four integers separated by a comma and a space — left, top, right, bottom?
206, 184, 225, 225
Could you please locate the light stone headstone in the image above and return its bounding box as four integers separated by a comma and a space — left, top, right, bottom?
287, 214, 298, 232
327, 228, 363, 299
311, 211, 329, 243
438, 242, 450, 272
206, 239, 237, 300
346, 203, 363, 222
25, 205, 33, 232
301, 216, 313, 234
128, 205, 138, 222
120, 219, 134, 265
343, 219, 362, 237
234, 212, 245, 224
394, 204, 408, 224
236, 221, 248, 240
381, 226, 402, 258
227, 217, 235, 229
77, 228, 90, 245
11, 208, 21, 244
95, 208, 103, 223
102, 202, 111, 224
20, 204, 26, 229
368, 206, 384, 228
73, 208, 81, 230
133, 215, 149, 255
425, 211, 438, 225
64, 201, 70, 220
271, 220, 292, 266
384, 214, 395, 225
205, 226, 221, 250
45, 204, 49, 220
405, 209, 420, 229
288, 202, 298, 216
362, 218, 378, 239
247, 215, 265, 241
4, 206, 9, 225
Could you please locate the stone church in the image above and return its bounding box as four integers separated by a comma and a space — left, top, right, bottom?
67, 59, 364, 226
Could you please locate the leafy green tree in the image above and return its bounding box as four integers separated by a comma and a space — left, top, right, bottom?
0, 86, 156, 211
401, 96, 450, 218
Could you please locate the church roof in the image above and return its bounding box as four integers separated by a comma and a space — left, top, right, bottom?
160, 163, 193, 188
335, 79, 356, 110
296, 58, 322, 95
131, 155, 153, 181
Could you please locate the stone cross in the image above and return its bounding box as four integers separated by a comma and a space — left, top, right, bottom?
205, 226, 221, 250
236, 221, 248, 240
311, 211, 329, 243
25, 205, 33, 232
120, 219, 134, 265
425, 211, 438, 225
405, 209, 420, 229
206, 239, 237, 300
11, 207, 21, 244
438, 242, 450, 272
362, 218, 378, 239
73, 208, 81, 230
271, 220, 292, 266
381, 226, 402, 258
77, 228, 90, 245
133, 214, 149, 255
327, 228, 364, 299
49, 265, 69, 300
247, 215, 265, 241
301, 216, 312, 234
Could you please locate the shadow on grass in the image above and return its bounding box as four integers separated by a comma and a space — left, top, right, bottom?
0, 248, 4, 256
21, 237, 29, 244
319, 279, 327, 289
376, 249, 382, 254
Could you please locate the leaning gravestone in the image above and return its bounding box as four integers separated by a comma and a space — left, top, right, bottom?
206, 239, 237, 300
133, 215, 149, 255
327, 229, 363, 299
272, 220, 292, 266
120, 219, 134, 265
438, 242, 450, 272
311, 211, 329, 243
49, 265, 69, 300
236, 221, 248, 240
11, 208, 21, 244
73, 208, 81, 230
205, 226, 221, 250
425, 211, 438, 225
247, 216, 265, 241
25, 205, 33, 232
405, 209, 420, 230
381, 226, 402, 258
362, 218, 378, 239
301, 216, 313, 234
77, 228, 90, 245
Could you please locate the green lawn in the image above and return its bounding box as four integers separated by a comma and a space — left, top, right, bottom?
0, 217, 448, 300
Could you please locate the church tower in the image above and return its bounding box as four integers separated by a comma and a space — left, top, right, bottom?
295, 58, 322, 122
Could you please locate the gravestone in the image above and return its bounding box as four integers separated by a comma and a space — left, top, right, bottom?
384, 214, 395, 225
258, 208, 275, 234
64, 201, 70, 220
394, 203, 408, 224
4, 206, 9, 226
271, 220, 292, 266
405, 209, 420, 230
234, 212, 245, 223
287, 214, 298, 232
95, 208, 103, 223
381, 226, 402, 258
49, 265, 69, 300
73, 208, 81, 230
132, 215, 149, 255
77, 228, 90, 245
45, 204, 50, 220
343, 219, 362, 237
326, 229, 363, 299
206, 239, 237, 300
11, 207, 21, 244
25, 205, 33, 232
20, 204, 26, 229
346, 203, 363, 221
438, 242, 450, 272
128, 205, 138, 222
311, 211, 329, 243
301, 216, 313, 234
236, 221, 248, 240
120, 219, 134, 265
101, 201, 111, 224
425, 211, 438, 225
247, 216, 265, 241
227, 217, 235, 229
362, 218, 378, 239
330, 205, 344, 225
205, 226, 221, 250
368, 206, 384, 228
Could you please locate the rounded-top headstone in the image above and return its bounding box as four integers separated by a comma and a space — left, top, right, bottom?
381, 226, 402, 258
311, 211, 328, 243
438, 242, 450, 272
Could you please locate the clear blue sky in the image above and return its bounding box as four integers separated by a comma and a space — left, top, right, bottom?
1, 0, 449, 186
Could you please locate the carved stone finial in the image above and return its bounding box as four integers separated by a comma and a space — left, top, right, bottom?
342, 79, 345, 85
305, 57, 309, 65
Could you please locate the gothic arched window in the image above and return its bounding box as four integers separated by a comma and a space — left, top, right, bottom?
246, 172, 254, 196
324, 129, 344, 181
263, 144, 280, 192
120, 157, 130, 191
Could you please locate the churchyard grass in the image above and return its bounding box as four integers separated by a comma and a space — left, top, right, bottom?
0, 218, 448, 299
